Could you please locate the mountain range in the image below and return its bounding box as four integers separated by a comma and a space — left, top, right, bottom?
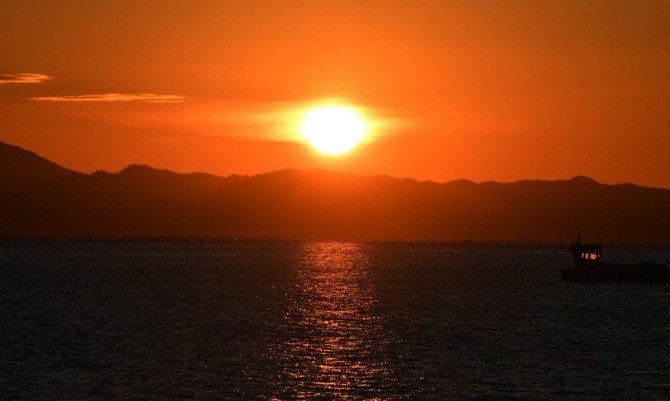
2, 140, 669, 243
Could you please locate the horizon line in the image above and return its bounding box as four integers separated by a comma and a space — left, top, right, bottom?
2, 139, 668, 190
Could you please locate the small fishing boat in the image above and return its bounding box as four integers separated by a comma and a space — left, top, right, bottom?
559, 234, 670, 282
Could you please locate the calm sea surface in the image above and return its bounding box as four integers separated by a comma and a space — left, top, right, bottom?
1, 240, 669, 400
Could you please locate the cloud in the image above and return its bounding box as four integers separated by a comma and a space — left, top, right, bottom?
0, 73, 52, 84
31, 93, 185, 103
181, 98, 400, 144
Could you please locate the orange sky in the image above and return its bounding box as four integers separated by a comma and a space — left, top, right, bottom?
2, 1, 670, 187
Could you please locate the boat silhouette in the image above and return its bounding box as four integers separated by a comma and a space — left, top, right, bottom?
559, 234, 670, 282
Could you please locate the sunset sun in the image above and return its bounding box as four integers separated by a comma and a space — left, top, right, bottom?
300, 105, 367, 155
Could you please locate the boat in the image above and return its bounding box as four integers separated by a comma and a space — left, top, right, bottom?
558, 234, 670, 282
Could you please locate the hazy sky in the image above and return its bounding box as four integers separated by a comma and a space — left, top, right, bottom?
2, 0, 669, 187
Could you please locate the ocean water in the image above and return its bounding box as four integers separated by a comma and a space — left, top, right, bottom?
1, 239, 669, 400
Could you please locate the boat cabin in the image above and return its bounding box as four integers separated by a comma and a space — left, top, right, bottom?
569, 234, 603, 267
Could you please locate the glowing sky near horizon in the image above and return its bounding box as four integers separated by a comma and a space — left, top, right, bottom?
1, 1, 670, 188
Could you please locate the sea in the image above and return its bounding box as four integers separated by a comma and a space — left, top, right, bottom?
1, 239, 669, 401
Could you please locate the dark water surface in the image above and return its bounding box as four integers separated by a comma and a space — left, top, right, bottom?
1, 240, 669, 400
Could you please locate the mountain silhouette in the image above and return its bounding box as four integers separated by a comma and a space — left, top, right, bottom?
0, 141, 83, 186
2, 140, 669, 243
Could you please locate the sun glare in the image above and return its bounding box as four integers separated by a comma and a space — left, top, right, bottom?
300, 105, 367, 155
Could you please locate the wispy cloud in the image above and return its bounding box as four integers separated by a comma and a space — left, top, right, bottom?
0, 73, 52, 85
180, 98, 399, 144
31, 93, 185, 103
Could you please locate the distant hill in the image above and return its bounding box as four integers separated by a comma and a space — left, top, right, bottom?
0, 141, 84, 185
2, 140, 669, 243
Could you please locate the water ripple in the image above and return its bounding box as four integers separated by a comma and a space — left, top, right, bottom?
269, 241, 403, 400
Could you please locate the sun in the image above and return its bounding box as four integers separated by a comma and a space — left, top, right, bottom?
300, 105, 367, 155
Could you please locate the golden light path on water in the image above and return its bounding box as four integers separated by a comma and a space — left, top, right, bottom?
270, 241, 397, 400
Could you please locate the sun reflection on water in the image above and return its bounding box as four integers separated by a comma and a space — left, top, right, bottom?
270, 241, 397, 400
